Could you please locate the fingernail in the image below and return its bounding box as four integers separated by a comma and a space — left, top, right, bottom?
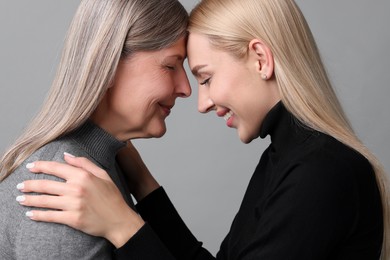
64, 152, 76, 158
26, 163, 35, 169
16, 195, 25, 202
26, 211, 33, 217
16, 183, 24, 190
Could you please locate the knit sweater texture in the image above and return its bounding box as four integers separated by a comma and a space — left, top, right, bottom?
0, 121, 131, 259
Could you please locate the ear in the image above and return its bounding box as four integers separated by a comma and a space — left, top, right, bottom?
248, 39, 274, 80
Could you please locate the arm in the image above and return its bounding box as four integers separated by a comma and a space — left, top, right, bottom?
116, 141, 216, 259
119, 187, 216, 260
19, 154, 215, 259
115, 141, 160, 201
19, 155, 144, 248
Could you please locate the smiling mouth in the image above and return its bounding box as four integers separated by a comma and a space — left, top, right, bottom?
223, 111, 233, 121
159, 104, 173, 116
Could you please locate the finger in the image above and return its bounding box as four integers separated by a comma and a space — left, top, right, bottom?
25, 210, 75, 228
26, 160, 82, 180
17, 194, 68, 211
17, 179, 67, 195
64, 154, 111, 181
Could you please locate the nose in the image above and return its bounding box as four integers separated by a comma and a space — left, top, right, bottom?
175, 70, 191, 98
198, 86, 214, 113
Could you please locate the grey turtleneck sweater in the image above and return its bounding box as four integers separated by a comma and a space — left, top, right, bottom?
0, 121, 133, 259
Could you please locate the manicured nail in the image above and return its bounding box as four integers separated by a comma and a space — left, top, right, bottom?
16, 195, 25, 202
16, 183, 24, 190
26, 211, 33, 217
64, 152, 76, 158
26, 163, 35, 169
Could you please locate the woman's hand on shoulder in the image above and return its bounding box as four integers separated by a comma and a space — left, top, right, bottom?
17, 153, 144, 248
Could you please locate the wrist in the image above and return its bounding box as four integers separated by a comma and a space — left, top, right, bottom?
133, 177, 160, 201
106, 209, 145, 248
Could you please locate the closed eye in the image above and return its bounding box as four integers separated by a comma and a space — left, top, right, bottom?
165, 65, 176, 71
200, 78, 210, 86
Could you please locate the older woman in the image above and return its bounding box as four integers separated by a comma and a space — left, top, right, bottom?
0, 0, 190, 259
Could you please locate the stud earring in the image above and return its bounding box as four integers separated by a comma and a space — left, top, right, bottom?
261, 74, 267, 80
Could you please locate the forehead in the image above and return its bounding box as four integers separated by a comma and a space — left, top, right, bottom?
187, 32, 240, 76
133, 36, 187, 61
161, 36, 187, 58
187, 33, 214, 68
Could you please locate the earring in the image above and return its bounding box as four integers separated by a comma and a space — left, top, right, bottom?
261, 74, 267, 80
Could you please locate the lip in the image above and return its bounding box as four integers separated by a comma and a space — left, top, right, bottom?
216, 109, 234, 128
159, 103, 174, 116
216, 109, 230, 117
226, 114, 234, 127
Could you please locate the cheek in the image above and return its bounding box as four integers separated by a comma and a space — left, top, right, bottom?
213, 86, 240, 110
109, 74, 174, 120
210, 75, 236, 103
106, 85, 145, 120
160, 75, 176, 94
146, 71, 175, 96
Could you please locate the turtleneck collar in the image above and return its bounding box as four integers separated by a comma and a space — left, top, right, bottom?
69, 120, 126, 169
259, 101, 314, 158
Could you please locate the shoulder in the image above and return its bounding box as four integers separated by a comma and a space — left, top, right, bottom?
0, 139, 112, 258
29, 137, 88, 162
286, 132, 375, 198
15, 219, 112, 259
3, 138, 92, 185
300, 133, 373, 178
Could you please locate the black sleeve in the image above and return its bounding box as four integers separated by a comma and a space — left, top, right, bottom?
114, 224, 175, 260
114, 187, 215, 260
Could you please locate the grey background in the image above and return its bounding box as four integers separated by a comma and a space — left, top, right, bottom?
1, 0, 389, 255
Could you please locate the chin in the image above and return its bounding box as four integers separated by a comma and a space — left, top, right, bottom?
238, 131, 257, 144
240, 138, 253, 144
153, 131, 166, 138
149, 125, 167, 138
127, 124, 167, 139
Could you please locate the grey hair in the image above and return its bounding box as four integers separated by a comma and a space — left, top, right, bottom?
0, 0, 188, 181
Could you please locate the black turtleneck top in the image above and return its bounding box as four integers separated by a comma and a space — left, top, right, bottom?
116, 102, 383, 260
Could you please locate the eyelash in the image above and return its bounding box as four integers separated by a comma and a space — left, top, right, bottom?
165, 65, 176, 71
200, 78, 211, 86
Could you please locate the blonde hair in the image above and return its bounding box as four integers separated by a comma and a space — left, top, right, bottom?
189, 0, 389, 258
0, 0, 188, 181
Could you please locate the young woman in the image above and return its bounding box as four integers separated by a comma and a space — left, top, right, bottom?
0, 0, 190, 259
13, 0, 389, 259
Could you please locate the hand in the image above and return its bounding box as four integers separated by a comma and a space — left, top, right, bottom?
17, 153, 145, 248
117, 141, 160, 201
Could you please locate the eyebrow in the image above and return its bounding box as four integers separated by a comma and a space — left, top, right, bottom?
164, 54, 185, 62
191, 64, 207, 77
